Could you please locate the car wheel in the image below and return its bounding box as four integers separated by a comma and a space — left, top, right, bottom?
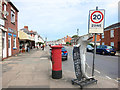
65, 56, 68, 60
102, 51, 105, 55
111, 54, 115, 56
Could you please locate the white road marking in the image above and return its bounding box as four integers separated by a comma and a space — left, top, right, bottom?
115, 80, 119, 83
87, 66, 100, 74
40, 57, 48, 59
106, 76, 112, 79
95, 69, 100, 74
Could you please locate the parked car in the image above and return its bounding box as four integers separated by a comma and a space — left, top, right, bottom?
50, 47, 68, 61
61, 47, 68, 61
96, 45, 116, 55
87, 45, 94, 52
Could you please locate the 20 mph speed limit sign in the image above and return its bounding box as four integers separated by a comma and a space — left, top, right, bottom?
89, 10, 105, 33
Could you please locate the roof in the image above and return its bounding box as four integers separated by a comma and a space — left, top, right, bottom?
19, 31, 34, 41
8, 1, 19, 12
105, 22, 120, 30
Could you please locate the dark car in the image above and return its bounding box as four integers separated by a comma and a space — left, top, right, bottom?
87, 45, 94, 52
50, 47, 68, 61
96, 45, 116, 55
61, 47, 68, 61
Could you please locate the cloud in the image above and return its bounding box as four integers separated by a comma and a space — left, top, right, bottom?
10, 0, 119, 41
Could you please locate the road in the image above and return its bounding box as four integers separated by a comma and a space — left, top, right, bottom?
62, 46, 119, 82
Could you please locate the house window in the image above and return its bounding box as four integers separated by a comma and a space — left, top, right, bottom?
111, 42, 114, 47
3, 4, 7, 18
111, 30, 114, 38
11, 10, 15, 23
102, 33, 104, 38
102, 42, 104, 45
13, 37, 16, 48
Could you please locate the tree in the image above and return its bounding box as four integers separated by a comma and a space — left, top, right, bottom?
66, 42, 70, 45
72, 35, 79, 38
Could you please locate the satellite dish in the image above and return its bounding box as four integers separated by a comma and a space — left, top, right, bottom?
3, 11, 9, 16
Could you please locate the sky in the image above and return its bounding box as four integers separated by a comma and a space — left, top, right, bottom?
11, 0, 119, 41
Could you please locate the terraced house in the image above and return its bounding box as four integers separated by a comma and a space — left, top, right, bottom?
100, 22, 120, 51
1, 0, 19, 60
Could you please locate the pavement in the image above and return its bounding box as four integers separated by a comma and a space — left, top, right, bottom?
116, 51, 120, 56
1, 47, 119, 89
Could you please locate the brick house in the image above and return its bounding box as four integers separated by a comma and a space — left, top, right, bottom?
100, 22, 120, 51
90, 34, 101, 46
2, 0, 19, 59
65, 35, 72, 43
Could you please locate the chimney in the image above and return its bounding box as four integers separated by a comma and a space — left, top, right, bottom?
24, 26, 28, 30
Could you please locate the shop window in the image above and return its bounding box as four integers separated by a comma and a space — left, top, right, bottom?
2, 38, 4, 49
13, 37, 16, 48
8, 39, 10, 48
11, 10, 15, 23
111, 30, 114, 38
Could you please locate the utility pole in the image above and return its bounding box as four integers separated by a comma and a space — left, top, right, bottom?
45, 37, 47, 46
77, 29, 79, 36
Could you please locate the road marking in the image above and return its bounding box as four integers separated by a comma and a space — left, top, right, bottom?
106, 76, 112, 79
87, 66, 100, 74
95, 69, 100, 74
40, 57, 48, 59
115, 80, 119, 83
117, 78, 120, 81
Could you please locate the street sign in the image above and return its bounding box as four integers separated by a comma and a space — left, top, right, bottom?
89, 10, 105, 33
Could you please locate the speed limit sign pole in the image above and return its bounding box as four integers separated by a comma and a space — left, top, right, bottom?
88, 6, 105, 77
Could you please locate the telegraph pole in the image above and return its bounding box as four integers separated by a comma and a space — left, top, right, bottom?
77, 29, 79, 36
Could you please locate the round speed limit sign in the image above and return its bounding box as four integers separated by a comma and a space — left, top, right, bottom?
90, 11, 104, 24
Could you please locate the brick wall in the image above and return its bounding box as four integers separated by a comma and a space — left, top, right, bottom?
0, 30, 2, 60
3, 2, 19, 57
100, 27, 120, 51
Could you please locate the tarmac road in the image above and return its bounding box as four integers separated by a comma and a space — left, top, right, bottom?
63, 46, 119, 82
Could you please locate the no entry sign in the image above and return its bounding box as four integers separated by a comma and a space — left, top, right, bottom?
89, 10, 105, 33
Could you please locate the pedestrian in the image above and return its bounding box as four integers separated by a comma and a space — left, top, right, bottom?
27, 44, 30, 52
42, 44, 44, 50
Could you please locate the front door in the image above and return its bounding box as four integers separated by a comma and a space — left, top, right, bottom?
8, 36, 11, 56
2, 32, 7, 58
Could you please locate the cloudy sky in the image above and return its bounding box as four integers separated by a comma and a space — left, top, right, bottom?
11, 0, 119, 41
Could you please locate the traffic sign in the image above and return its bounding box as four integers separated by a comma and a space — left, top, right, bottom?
89, 9, 105, 33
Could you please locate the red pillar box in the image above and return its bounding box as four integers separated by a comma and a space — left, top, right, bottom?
51, 45, 63, 79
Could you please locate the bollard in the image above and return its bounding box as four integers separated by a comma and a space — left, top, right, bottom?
51, 45, 63, 79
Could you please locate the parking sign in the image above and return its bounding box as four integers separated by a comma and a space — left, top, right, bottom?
89, 10, 105, 33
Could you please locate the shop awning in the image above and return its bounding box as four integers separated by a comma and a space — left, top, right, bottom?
19, 31, 34, 41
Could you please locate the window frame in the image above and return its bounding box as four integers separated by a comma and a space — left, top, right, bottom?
102, 33, 104, 39
13, 37, 16, 48
102, 42, 104, 45
3, 4, 7, 18
110, 30, 114, 38
111, 42, 114, 47
11, 10, 15, 23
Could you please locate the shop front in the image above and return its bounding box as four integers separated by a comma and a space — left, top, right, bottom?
19, 31, 34, 53
7, 28, 19, 57
0, 19, 7, 60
